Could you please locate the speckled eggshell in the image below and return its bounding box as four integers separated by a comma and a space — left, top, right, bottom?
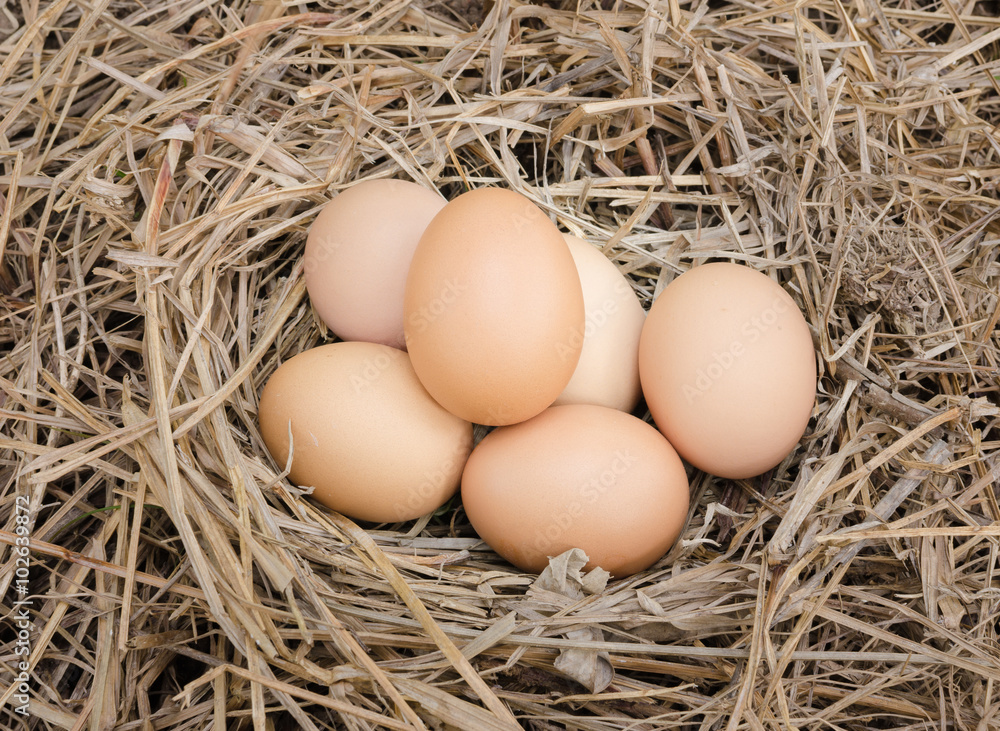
638, 262, 816, 479
258, 342, 473, 522
404, 188, 585, 425
553, 235, 646, 413
304, 179, 446, 349
461, 404, 690, 577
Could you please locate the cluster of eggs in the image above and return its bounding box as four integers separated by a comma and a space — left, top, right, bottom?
258, 179, 816, 577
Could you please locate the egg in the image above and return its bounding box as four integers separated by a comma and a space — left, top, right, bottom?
553, 235, 646, 412
258, 342, 473, 522
304, 179, 446, 349
638, 262, 816, 479
404, 188, 584, 425
461, 404, 690, 577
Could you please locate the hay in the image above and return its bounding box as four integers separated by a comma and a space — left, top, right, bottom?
1, 0, 999, 728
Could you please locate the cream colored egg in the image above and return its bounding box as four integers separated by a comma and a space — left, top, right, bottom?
258, 342, 473, 522
553, 235, 646, 412
638, 263, 816, 479
304, 179, 446, 349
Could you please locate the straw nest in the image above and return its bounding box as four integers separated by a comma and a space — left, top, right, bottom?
2, 0, 999, 729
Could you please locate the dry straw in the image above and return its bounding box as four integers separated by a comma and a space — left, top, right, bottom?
1, 0, 999, 728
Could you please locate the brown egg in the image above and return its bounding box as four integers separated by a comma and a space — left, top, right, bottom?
553, 235, 646, 412
304, 179, 445, 349
258, 342, 473, 522
404, 188, 584, 425
461, 404, 690, 577
638, 262, 816, 479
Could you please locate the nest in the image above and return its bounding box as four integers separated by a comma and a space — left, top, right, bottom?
2, 0, 999, 728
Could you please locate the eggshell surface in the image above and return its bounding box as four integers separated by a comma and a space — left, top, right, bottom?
638, 262, 816, 479
305, 179, 446, 348
404, 188, 584, 425
553, 235, 646, 412
258, 342, 473, 522
461, 404, 690, 577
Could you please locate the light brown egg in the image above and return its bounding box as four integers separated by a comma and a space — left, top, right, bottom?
304, 179, 446, 349
461, 404, 690, 577
638, 262, 816, 479
258, 342, 473, 522
404, 188, 584, 425
553, 235, 646, 412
